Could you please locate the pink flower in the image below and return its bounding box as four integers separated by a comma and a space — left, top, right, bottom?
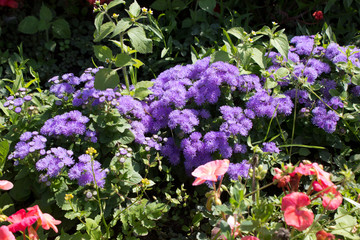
191, 159, 230, 186
7, 209, 39, 233
281, 192, 314, 231
316, 230, 335, 240
322, 190, 343, 211
0, 180, 13, 190
27, 205, 61, 233
241, 236, 260, 240
28, 226, 39, 240
313, 11, 324, 21
0, 226, 15, 240
273, 167, 290, 188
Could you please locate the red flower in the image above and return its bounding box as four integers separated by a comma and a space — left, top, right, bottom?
273, 167, 290, 188
281, 192, 314, 231
27, 205, 62, 233
313, 11, 324, 21
0, 180, 13, 190
0, 226, 15, 240
191, 159, 229, 186
7, 209, 39, 233
316, 230, 335, 240
0, 0, 18, 8
322, 189, 343, 210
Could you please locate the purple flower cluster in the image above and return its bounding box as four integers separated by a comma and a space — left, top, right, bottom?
325, 43, 360, 68
227, 160, 251, 180
262, 142, 280, 153
36, 147, 74, 177
312, 107, 339, 133
168, 109, 199, 134
68, 154, 108, 188
219, 106, 252, 136
40, 110, 90, 137
3, 88, 33, 113
8, 131, 47, 160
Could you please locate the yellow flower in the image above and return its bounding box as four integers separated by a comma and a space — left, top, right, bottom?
142, 7, 148, 13
86, 147, 97, 156
65, 193, 74, 201
149, 9, 153, 15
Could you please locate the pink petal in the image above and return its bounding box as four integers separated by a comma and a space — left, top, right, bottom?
0, 180, 13, 190
322, 191, 343, 211
0, 226, 15, 240
281, 192, 310, 211
284, 206, 314, 231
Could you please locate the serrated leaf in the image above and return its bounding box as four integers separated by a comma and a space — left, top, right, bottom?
211, 50, 230, 63
134, 87, 153, 100
142, 218, 155, 228
94, 68, 119, 90
40, 4, 52, 22
352, 75, 360, 85
114, 53, 132, 67
18, 16, 39, 34
52, 18, 71, 39
264, 79, 278, 89
129, 0, 141, 17
93, 45, 113, 62
94, 22, 115, 42
134, 225, 148, 236
111, 18, 132, 37
127, 27, 153, 54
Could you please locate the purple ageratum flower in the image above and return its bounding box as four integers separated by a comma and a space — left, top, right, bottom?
160, 83, 188, 108
327, 96, 344, 110
144, 100, 173, 133
209, 61, 240, 87
36, 147, 74, 178
312, 106, 340, 133
262, 142, 280, 153
187, 57, 211, 79
49, 82, 75, 98
40, 110, 89, 137
325, 43, 341, 60
307, 58, 331, 75
13, 98, 24, 107
116, 95, 146, 119
160, 137, 181, 165
20, 131, 33, 141
290, 36, 315, 56
246, 91, 277, 118
274, 95, 294, 116
130, 121, 146, 144
219, 106, 253, 137
68, 154, 107, 188
10, 132, 47, 160
284, 89, 310, 105
227, 160, 251, 180
85, 130, 97, 143
293, 63, 319, 84
187, 77, 221, 105
168, 109, 199, 134
203, 131, 232, 158
181, 132, 204, 161
238, 74, 262, 92
233, 143, 247, 154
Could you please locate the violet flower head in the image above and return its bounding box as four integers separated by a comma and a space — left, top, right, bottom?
262, 142, 280, 153
36, 147, 74, 178
168, 109, 199, 134
312, 106, 339, 133
228, 160, 251, 180
290, 35, 315, 56
219, 106, 253, 137
9, 132, 47, 160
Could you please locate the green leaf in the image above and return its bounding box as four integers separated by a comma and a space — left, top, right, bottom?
114, 53, 132, 67
94, 12, 105, 31
94, 68, 120, 90
227, 27, 245, 41
93, 45, 113, 62
150, 0, 168, 11
352, 75, 360, 85
142, 218, 155, 228
119, 129, 135, 144
275, 67, 290, 78
85, 218, 102, 240
251, 47, 266, 69
18, 16, 39, 34
134, 225, 148, 236
324, 0, 336, 13
270, 33, 289, 59
107, 0, 125, 10
0, 140, 9, 176
52, 18, 71, 39
38, 19, 51, 31
40, 4, 53, 22
198, 0, 216, 14
127, 27, 153, 54
45, 41, 56, 52
264, 79, 278, 89
129, 0, 141, 17
344, 197, 360, 209
94, 22, 115, 42
135, 81, 154, 89
111, 18, 132, 37
134, 87, 153, 100
211, 50, 230, 63
299, 148, 311, 156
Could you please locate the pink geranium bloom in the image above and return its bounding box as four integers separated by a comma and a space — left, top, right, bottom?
281, 192, 314, 231
28, 226, 39, 240
0, 226, 15, 240
0, 180, 13, 190
273, 167, 290, 188
241, 236, 260, 240
191, 159, 230, 186
7, 209, 38, 233
316, 230, 335, 240
291, 163, 316, 176
322, 190, 343, 211
27, 205, 61, 233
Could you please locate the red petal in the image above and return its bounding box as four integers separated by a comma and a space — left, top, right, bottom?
284, 206, 314, 231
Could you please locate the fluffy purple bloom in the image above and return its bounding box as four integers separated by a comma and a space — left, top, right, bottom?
219, 106, 253, 136
307, 58, 331, 75
68, 154, 107, 188
36, 147, 74, 177
312, 107, 340, 133
227, 160, 251, 180
290, 36, 314, 56
325, 43, 341, 60
238, 74, 262, 92
203, 131, 232, 158
10, 132, 47, 160
130, 121, 146, 144
262, 142, 280, 153
327, 96, 344, 110
233, 143, 247, 154
293, 63, 319, 84
116, 95, 146, 119
168, 109, 199, 133
187, 77, 221, 105
13, 98, 24, 107
274, 95, 294, 116
50, 82, 75, 98
160, 137, 181, 165
246, 91, 277, 118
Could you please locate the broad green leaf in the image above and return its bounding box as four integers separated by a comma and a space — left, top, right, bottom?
352, 75, 360, 85
134, 225, 148, 236
94, 12, 105, 31
52, 18, 71, 39
251, 47, 266, 69
119, 129, 135, 144
0, 140, 9, 176
264, 79, 278, 89
38, 19, 51, 31
150, 0, 168, 11
134, 87, 153, 100
111, 18, 132, 37
127, 27, 153, 53
324, 0, 336, 13
93, 45, 113, 62
275, 67, 290, 78
40, 4, 53, 22
270, 33, 289, 59
132, 58, 144, 68
94, 22, 115, 42
135, 81, 154, 89
18, 16, 39, 34
198, 0, 216, 14
94, 68, 119, 90
45, 41, 56, 52
211, 50, 230, 63
85, 218, 102, 240
114, 53, 132, 67
227, 27, 245, 41
107, 0, 125, 10
129, 0, 141, 17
